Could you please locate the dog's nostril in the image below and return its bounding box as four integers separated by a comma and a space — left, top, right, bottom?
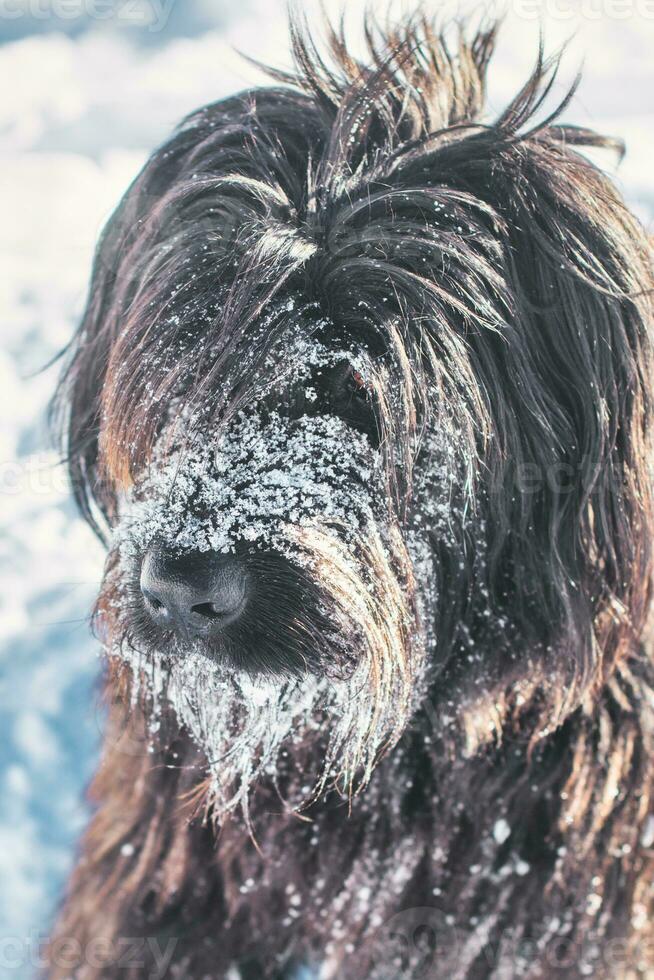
140, 547, 249, 638
191, 601, 228, 620
142, 589, 164, 611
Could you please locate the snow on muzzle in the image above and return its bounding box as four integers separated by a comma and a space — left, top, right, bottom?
112, 408, 416, 680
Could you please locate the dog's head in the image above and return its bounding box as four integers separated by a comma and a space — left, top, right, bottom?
56, 16, 654, 816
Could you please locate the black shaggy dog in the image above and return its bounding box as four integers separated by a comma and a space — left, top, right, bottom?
49, 12, 654, 980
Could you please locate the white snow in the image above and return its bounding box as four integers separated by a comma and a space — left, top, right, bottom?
493, 818, 511, 845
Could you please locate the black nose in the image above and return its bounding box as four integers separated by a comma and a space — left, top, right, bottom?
140, 547, 249, 637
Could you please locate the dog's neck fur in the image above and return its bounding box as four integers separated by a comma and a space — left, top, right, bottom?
50, 644, 654, 980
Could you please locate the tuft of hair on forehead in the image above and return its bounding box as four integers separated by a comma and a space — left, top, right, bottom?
254, 8, 497, 150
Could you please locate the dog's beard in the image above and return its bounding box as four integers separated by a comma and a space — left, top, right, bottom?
114, 521, 423, 821
105, 372, 461, 819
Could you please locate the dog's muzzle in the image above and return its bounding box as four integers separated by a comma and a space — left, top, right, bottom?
140, 545, 249, 638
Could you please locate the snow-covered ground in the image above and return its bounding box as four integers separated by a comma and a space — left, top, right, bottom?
1, 1, 652, 976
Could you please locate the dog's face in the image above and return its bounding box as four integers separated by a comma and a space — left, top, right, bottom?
102, 305, 464, 811
58, 22, 653, 818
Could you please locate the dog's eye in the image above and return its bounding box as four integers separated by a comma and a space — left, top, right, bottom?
327, 362, 369, 404
323, 362, 378, 444
350, 369, 368, 398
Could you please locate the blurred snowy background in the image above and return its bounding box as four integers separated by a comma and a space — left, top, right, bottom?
0, 0, 652, 975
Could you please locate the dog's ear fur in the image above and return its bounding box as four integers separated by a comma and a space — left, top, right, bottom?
49, 95, 256, 539
430, 62, 654, 715
486, 123, 654, 707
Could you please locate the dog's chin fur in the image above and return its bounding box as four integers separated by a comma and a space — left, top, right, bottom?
48, 11, 654, 980
104, 517, 427, 821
